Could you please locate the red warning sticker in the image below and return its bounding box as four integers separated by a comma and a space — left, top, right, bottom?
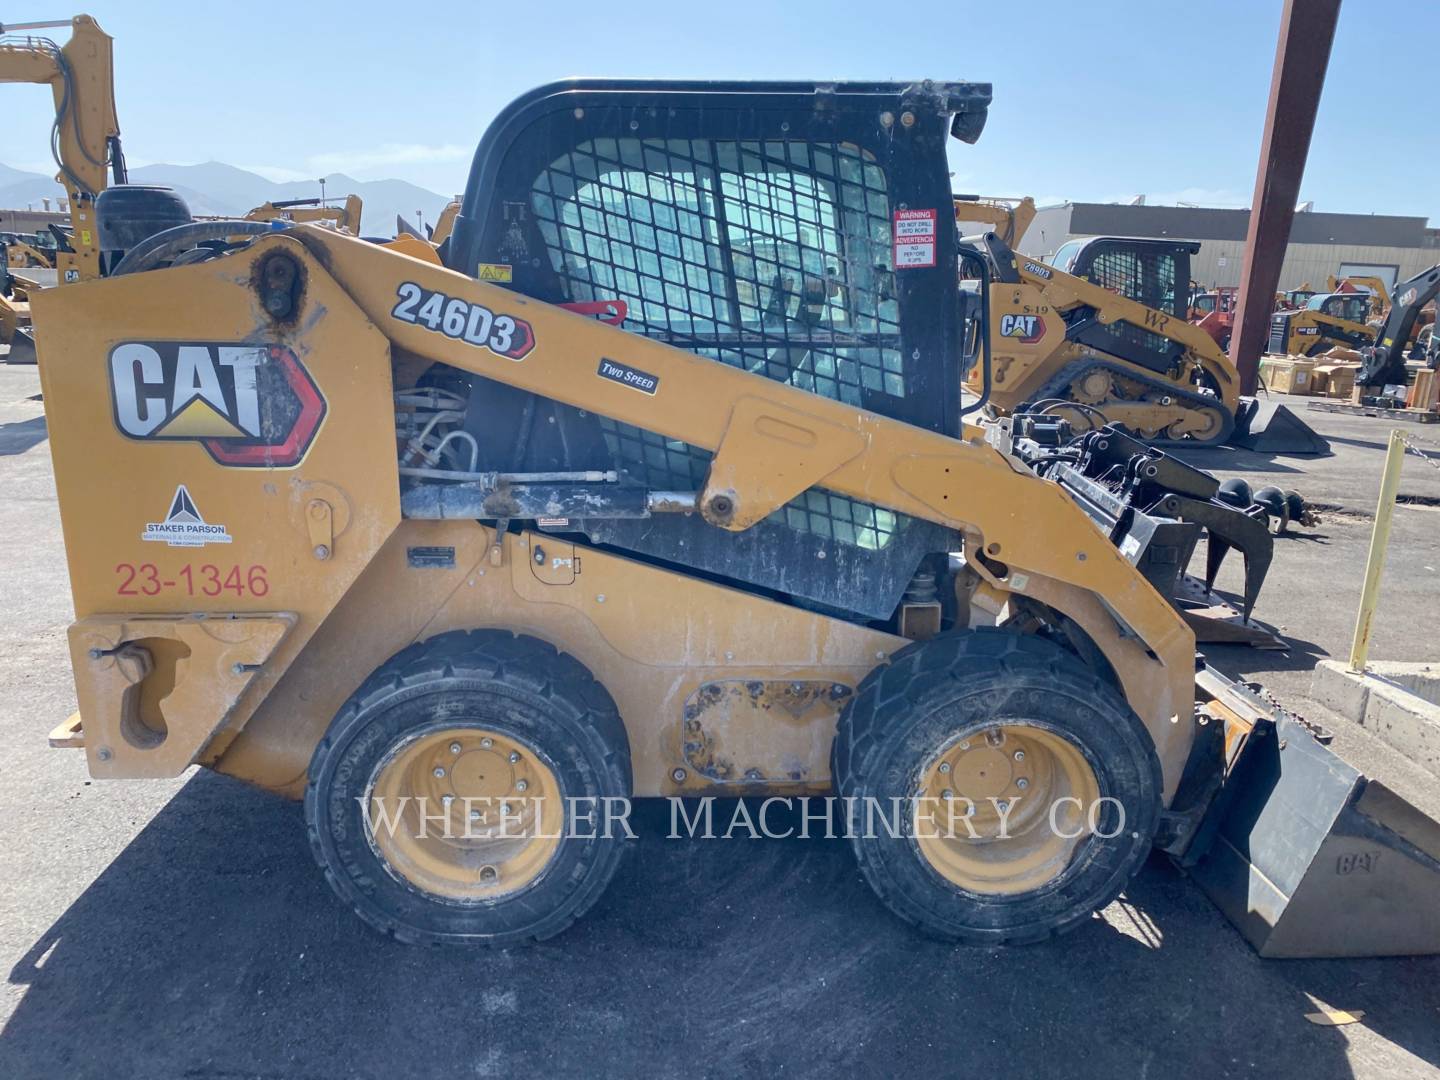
893, 208, 938, 269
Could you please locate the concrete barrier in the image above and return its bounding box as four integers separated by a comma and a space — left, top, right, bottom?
1311, 660, 1440, 776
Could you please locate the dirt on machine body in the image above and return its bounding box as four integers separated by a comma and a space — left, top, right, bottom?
16, 21, 1440, 958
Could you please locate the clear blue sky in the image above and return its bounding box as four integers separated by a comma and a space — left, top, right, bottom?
2, 0, 1434, 217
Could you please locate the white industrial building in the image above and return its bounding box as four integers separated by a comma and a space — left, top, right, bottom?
1018, 202, 1440, 292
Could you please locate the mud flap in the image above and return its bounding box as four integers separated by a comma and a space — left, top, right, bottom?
1187, 711, 1440, 958
4, 327, 37, 365
1229, 401, 1330, 455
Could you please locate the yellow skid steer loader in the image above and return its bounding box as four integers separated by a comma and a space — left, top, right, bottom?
29, 68, 1440, 955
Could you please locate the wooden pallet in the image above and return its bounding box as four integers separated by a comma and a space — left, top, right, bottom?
1305, 400, 1440, 422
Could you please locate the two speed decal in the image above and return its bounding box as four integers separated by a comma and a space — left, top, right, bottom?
391, 282, 535, 360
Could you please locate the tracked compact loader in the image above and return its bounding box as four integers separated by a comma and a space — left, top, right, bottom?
961, 234, 1243, 444
28, 67, 1440, 953
955, 233, 1325, 453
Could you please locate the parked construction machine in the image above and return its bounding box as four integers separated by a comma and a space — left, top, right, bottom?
3, 233, 57, 270
1328, 273, 1390, 317
1269, 289, 1377, 356
27, 64, 1440, 955
1189, 284, 1236, 351
1355, 263, 1440, 390
0, 15, 123, 284
243, 194, 364, 235
953, 194, 1035, 248
957, 234, 1323, 450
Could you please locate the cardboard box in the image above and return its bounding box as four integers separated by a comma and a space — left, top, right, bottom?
1409, 369, 1439, 412
1314, 363, 1357, 400
1260, 357, 1318, 395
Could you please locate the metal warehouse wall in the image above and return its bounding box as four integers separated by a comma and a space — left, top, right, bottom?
1188, 241, 1440, 292
0, 209, 68, 235
1014, 202, 1440, 292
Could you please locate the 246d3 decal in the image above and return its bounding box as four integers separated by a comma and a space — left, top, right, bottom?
109, 342, 326, 467
391, 281, 536, 359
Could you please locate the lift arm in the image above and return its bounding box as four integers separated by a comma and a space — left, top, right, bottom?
0, 14, 122, 282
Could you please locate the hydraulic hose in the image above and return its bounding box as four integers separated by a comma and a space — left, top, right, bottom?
957, 240, 992, 417
111, 220, 279, 277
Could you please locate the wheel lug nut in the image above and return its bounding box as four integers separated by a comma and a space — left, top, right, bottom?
481, 737, 493, 749
942, 789, 954, 800
442, 794, 454, 805
501, 802, 512, 815
938, 762, 951, 774
509, 751, 521, 764
432, 766, 446, 778
515, 779, 529, 792
959, 740, 970, 751
1013, 750, 1025, 762
1016, 778, 1029, 790
450, 742, 462, 754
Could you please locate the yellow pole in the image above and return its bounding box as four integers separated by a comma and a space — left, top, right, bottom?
1349, 429, 1407, 672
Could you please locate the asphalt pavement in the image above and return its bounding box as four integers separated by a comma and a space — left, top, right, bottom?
1, 364, 1437, 1079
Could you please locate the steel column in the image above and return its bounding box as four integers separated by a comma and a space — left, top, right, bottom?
1229, 0, 1343, 394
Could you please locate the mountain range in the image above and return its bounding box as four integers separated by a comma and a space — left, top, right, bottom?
0, 161, 453, 237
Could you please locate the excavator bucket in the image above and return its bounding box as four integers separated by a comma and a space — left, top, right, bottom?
1230, 400, 1330, 454
1183, 677, 1440, 957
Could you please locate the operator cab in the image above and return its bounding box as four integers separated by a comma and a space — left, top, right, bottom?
1050, 236, 1198, 320
1308, 292, 1371, 324
1048, 236, 1202, 375
440, 79, 992, 620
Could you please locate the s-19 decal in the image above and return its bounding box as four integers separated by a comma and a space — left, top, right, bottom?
391, 282, 536, 360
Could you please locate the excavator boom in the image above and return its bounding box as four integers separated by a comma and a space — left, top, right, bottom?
0, 15, 123, 283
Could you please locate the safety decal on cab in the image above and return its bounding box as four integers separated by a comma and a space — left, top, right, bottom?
893, 209, 938, 269
391, 281, 535, 360
999, 314, 1046, 344
109, 342, 326, 468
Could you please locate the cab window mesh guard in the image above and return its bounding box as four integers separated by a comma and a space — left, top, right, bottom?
1082, 248, 1178, 355
531, 137, 907, 549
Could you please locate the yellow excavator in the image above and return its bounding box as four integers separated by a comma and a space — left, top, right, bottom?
0, 14, 122, 363
1328, 273, 1390, 320
1, 15, 373, 364
953, 194, 1035, 248
25, 43, 1440, 956
244, 194, 364, 234
0, 15, 122, 284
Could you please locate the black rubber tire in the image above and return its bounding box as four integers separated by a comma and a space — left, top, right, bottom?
832, 628, 1162, 945
304, 629, 631, 947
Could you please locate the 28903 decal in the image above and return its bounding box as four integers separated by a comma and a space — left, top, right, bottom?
391, 281, 535, 359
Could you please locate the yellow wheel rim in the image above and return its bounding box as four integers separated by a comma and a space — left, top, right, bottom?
365, 727, 563, 901
913, 723, 1102, 896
